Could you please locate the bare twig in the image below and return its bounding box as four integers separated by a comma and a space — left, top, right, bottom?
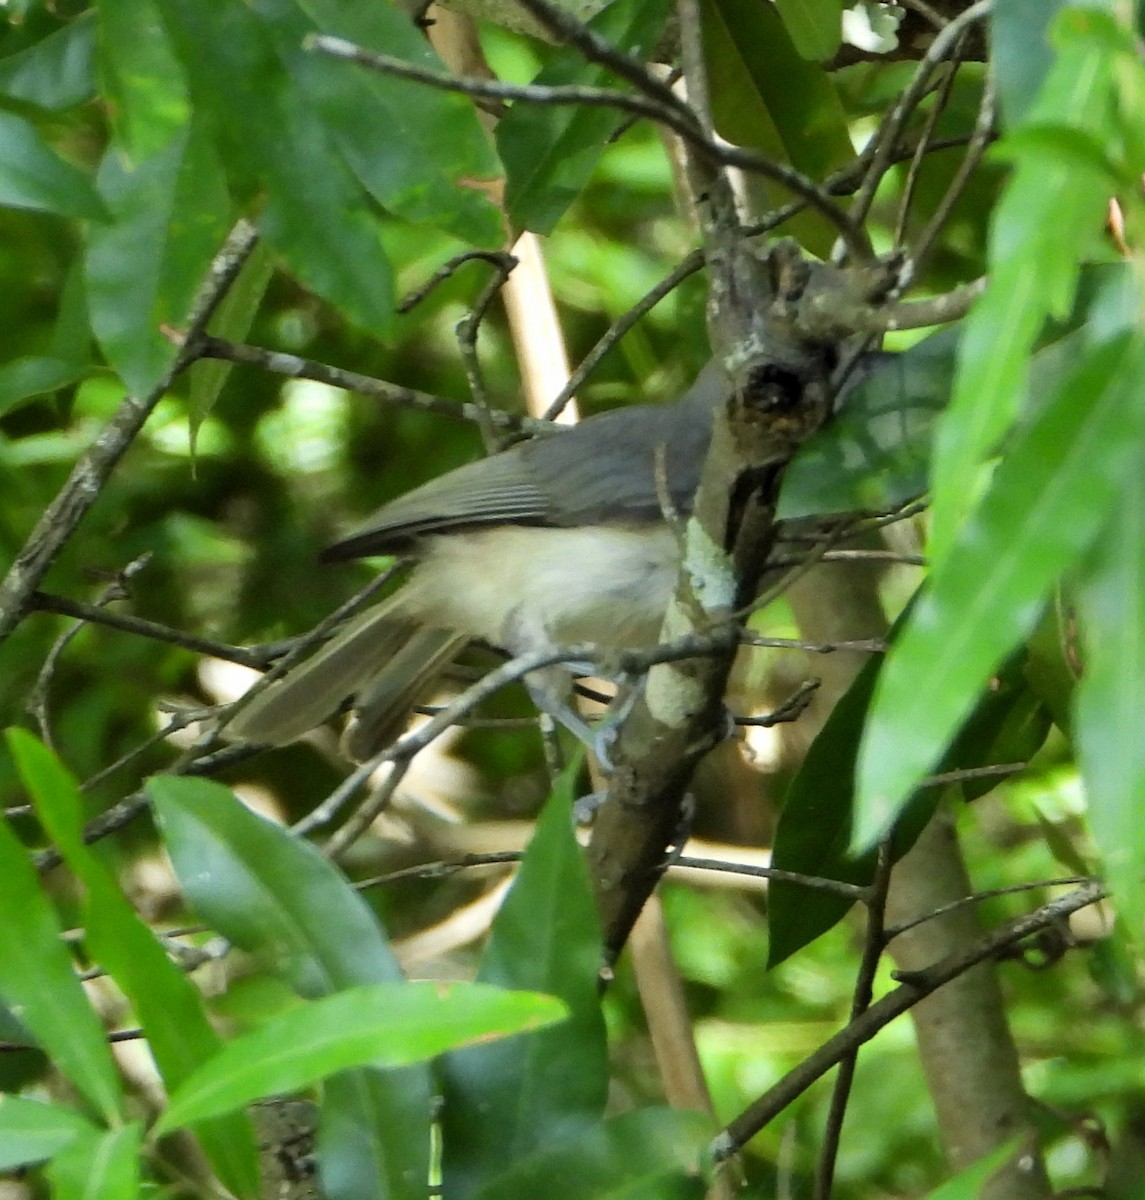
0, 220, 259, 647
397, 250, 518, 314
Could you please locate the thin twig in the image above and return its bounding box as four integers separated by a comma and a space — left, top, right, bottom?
713, 879, 1105, 1160
397, 250, 518, 314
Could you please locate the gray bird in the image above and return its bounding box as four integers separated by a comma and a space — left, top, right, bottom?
229, 360, 734, 758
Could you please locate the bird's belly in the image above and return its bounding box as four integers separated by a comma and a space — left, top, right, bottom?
404, 524, 681, 651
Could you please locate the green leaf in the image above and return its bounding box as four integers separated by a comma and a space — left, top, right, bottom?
442, 770, 608, 1198
188, 238, 275, 443
928, 14, 1118, 565
499, 0, 673, 235
86, 126, 231, 395
773, 0, 842, 61
0, 356, 89, 417
0, 736, 123, 1124
45, 1123, 143, 1200
1076, 466, 1145, 941
0, 111, 105, 219
856, 333, 1145, 847
471, 1108, 712, 1200
703, 0, 852, 257
271, 0, 502, 246
149, 775, 433, 1200
0, 1096, 97, 1171
991, 0, 1072, 127
95, 0, 189, 158
0, 14, 96, 110
9, 731, 259, 1199
154, 982, 567, 1134
921, 1140, 1018, 1199
153, 0, 396, 336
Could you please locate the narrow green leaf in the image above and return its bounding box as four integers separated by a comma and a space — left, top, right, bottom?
95, 0, 189, 158
442, 770, 608, 1198
0, 737, 123, 1123
153, 0, 396, 336
471, 1108, 712, 1200
856, 334, 1145, 846
929, 14, 1118, 565
188, 238, 275, 440
773, 0, 842, 61
0, 111, 105, 219
45, 1123, 143, 1200
150, 775, 433, 1200
921, 1140, 1018, 1199
703, 0, 852, 257
86, 126, 231, 395
0, 1096, 97, 1171
9, 731, 259, 1199
1076, 467, 1145, 940
499, 0, 672, 235
155, 982, 566, 1134
0, 14, 96, 110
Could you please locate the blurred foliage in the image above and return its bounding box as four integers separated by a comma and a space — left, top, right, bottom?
0, 0, 1143, 1198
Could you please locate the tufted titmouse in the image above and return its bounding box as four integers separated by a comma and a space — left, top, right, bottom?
229, 359, 739, 758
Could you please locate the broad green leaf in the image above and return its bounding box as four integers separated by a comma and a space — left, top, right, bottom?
0, 14, 95, 110
442, 770, 608, 1198
95, 0, 189, 158
703, 0, 852, 257
921, 1140, 1018, 1199
856, 333, 1145, 846
0, 1096, 96, 1170
991, 0, 1072, 127
150, 775, 433, 1200
471, 1108, 712, 1200
9, 731, 259, 1199
154, 0, 396, 336
86, 126, 231, 396
1076, 467, 1145, 940
0, 738, 122, 1123
499, 0, 673, 235
0, 356, 88, 417
0, 111, 105, 219
154, 982, 567, 1134
774, 0, 842, 61
188, 238, 275, 442
272, 0, 502, 246
929, 10, 1118, 565
45, 1123, 143, 1200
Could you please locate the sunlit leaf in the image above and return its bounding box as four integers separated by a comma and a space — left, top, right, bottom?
154, 982, 567, 1134
0, 735, 123, 1124
921, 1140, 1019, 1199
0, 1096, 96, 1171
45, 1123, 143, 1200
150, 775, 433, 1200
856, 333, 1145, 846
10, 731, 259, 1198
1076, 467, 1145, 941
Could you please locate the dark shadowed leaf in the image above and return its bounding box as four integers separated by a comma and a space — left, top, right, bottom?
499, 0, 673, 235
0, 14, 95, 110
774, 0, 842, 61
471, 1108, 713, 1200
441, 769, 608, 1199
0, 111, 105, 219
0, 357, 89, 417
